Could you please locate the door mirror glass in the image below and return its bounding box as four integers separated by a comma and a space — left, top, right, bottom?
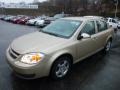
81, 33, 91, 39
77, 33, 90, 40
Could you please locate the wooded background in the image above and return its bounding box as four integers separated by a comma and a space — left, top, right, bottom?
0, 0, 120, 17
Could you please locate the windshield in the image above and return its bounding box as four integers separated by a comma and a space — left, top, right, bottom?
41, 19, 82, 38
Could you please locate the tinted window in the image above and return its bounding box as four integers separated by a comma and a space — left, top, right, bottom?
112, 19, 117, 23
97, 21, 108, 32
81, 21, 95, 35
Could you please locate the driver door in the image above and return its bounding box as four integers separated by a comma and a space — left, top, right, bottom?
76, 21, 99, 62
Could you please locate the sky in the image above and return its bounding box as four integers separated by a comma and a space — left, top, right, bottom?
0, 0, 47, 3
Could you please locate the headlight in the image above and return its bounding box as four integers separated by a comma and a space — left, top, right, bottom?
21, 53, 45, 64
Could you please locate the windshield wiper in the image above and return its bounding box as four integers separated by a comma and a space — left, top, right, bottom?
40, 30, 60, 37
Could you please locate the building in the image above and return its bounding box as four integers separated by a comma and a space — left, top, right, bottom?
0, 2, 38, 9
33, 0, 39, 3
0, 2, 5, 8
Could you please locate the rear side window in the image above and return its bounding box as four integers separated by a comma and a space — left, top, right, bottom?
96, 21, 108, 32
81, 21, 95, 35
112, 19, 117, 23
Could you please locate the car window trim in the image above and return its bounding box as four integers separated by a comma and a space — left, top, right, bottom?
96, 20, 108, 33
80, 20, 96, 35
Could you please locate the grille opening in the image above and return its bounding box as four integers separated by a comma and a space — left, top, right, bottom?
9, 48, 20, 59
9, 50, 17, 59
11, 49, 20, 56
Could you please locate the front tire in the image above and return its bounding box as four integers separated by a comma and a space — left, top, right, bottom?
50, 56, 72, 80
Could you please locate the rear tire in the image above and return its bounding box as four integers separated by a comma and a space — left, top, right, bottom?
50, 56, 72, 80
103, 40, 112, 53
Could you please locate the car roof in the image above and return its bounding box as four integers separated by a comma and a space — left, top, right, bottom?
62, 17, 102, 21
107, 17, 114, 19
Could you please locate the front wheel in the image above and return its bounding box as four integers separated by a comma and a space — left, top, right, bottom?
50, 56, 72, 80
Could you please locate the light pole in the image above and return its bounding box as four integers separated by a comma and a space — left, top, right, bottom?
114, 0, 118, 18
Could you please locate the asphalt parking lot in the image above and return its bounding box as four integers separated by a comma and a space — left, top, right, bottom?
0, 20, 120, 90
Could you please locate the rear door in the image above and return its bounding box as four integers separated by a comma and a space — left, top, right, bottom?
94, 20, 109, 49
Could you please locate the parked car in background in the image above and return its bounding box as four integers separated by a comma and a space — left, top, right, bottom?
34, 15, 49, 27
26, 16, 47, 26
4, 15, 16, 21
26, 17, 41, 25
1, 15, 8, 20
43, 14, 72, 26
117, 22, 120, 29
114, 18, 120, 29
0, 15, 3, 20
9, 16, 17, 22
11, 16, 26, 24
106, 18, 119, 30
6, 17, 114, 80
17, 16, 34, 24
0, 15, 6, 20
35, 19, 45, 27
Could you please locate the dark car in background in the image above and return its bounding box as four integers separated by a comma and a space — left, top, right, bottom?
11, 16, 26, 24
44, 14, 72, 25
17, 16, 34, 24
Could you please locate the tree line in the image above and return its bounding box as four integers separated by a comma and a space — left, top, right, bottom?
38, 0, 120, 17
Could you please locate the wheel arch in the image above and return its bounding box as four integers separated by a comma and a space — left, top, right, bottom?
48, 52, 74, 75
106, 35, 113, 44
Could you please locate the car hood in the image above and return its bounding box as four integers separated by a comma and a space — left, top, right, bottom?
11, 32, 67, 54
29, 19, 42, 22
36, 20, 44, 22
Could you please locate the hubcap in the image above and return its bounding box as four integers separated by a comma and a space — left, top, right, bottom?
106, 41, 111, 51
55, 60, 69, 78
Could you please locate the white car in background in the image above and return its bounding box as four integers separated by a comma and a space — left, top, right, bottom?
115, 18, 120, 29
35, 19, 46, 27
26, 16, 47, 25
107, 18, 118, 30
26, 17, 42, 25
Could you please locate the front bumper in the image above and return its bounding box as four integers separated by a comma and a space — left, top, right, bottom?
6, 48, 50, 79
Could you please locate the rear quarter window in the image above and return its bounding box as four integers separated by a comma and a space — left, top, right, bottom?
96, 20, 108, 32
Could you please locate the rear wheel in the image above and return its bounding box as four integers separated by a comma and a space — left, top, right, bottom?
104, 40, 112, 52
50, 56, 72, 80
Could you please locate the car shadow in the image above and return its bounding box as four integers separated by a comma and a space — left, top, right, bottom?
10, 51, 109, 90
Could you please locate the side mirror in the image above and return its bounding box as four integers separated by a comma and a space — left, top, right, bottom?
77, 33, 91, 40
81, 33, 91, 38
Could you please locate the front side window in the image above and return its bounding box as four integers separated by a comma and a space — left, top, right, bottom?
41, 19, 82, 38
97, 20, 108, 32
81, 21, 95, 35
